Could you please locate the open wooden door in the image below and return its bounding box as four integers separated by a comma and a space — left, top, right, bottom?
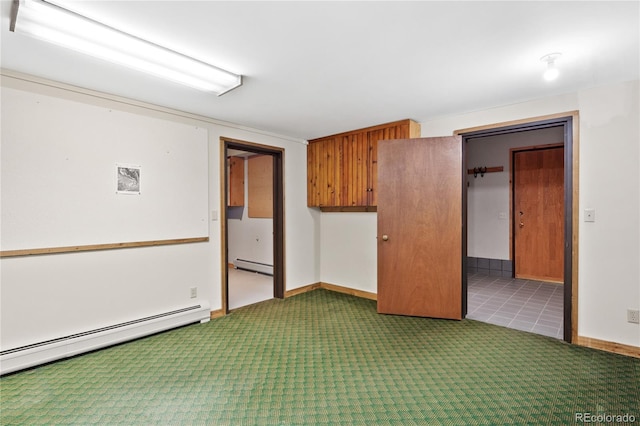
377, 136, 463, 319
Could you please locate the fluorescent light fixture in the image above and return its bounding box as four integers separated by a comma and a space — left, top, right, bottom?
10, 0, 242, 95
540, 52, 561, 82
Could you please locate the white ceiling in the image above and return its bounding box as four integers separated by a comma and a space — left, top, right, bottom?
1, 1, 638, 140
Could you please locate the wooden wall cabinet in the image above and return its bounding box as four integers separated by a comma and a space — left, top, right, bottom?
248, 154, 273, 218
307, 119, 420, 210
228, 156, 244, 206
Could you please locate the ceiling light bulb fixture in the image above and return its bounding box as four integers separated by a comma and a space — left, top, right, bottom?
9, 0, 242, 95
541, 52, 561, 81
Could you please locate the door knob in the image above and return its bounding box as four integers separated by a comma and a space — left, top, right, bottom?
382, 235, 389, 241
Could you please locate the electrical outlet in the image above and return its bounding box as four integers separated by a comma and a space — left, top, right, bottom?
190, 287, 197, 299
627, 309, 639, 324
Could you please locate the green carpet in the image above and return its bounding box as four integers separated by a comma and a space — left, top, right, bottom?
1, 289, 638, 425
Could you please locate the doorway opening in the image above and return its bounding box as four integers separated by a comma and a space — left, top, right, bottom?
221, 138, 284, 314
458, 113, 577, 342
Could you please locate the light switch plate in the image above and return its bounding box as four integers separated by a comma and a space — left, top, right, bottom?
584, 208, 595, 222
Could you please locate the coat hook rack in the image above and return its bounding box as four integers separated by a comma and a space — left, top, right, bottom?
467, 166, 504, 178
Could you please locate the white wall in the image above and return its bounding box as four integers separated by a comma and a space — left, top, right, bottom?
0, 73, 320, 351
466, 127, 564, 259
319, 80, 640, 348
1, 87, 209, 249
575, 82, 639, 347
227, 156, 274, 266
320, 212, 377, 292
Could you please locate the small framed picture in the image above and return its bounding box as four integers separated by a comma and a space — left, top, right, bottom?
116, 163, 141, 194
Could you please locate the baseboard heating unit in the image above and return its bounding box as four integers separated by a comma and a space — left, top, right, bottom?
0, 302, 210, 375
234, 258, 274, 276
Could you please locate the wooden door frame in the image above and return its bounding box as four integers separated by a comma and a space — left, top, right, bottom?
220, 138, 285, 314
456, 111, 579, 343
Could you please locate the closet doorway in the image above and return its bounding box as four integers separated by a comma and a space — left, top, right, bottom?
221, 138, 284, 313
459, 112, 577, 343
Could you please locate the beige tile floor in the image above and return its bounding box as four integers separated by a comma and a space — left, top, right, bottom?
467, 273, 564, 339
228, 267, 274, 310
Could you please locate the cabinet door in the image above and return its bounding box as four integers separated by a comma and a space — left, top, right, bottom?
367, 125, 405, 206
341, 132, 368, 206
307, 142, 320, 206
248, 154, 273, 218
307, 137, 342, 207
228, 156, 244, 206
324, 137, 342, 207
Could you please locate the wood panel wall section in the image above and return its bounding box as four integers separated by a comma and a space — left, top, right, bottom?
307, 119, 420, 211
248, 155, 273, 218
227, 156, 245, 207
